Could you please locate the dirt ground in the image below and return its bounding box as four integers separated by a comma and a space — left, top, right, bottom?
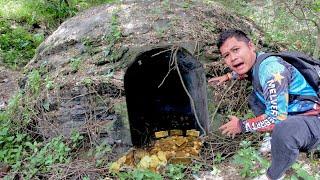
0, 66, 21, 110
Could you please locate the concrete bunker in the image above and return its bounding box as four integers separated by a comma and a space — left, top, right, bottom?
124, 46, 209, 147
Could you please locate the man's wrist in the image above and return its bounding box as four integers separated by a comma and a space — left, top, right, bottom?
226, 73, 232, 80
238, 119, 247, 133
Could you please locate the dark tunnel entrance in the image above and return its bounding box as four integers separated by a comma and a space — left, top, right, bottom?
124, 47, 209, 147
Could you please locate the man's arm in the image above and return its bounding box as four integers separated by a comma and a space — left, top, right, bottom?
241, 57, 289, 133
208, 71, 245, 85
208, 72, 232, 85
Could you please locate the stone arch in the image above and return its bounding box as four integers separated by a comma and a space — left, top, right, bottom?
124, 46, 209, 146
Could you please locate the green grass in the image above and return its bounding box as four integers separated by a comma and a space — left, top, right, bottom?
0, 0, 116, 26
0, 0, 117, 69
0, 19, 44, 68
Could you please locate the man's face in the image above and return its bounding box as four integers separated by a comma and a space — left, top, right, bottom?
219, 37, 256, 75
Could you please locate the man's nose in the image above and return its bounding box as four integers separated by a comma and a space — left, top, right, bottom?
230, 53, 237, 62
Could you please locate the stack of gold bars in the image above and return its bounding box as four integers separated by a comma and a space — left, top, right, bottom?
110, 129, 202, 173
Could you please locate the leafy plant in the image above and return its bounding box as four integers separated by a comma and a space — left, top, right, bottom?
82, 176, 90, 180
165, 164, 186, 180
155, 27, 166, 38
191, 163, 202, 174
291, 163, 315, 180
161, 0, 170, 11
88, 142, 112, 167
0, 94, 71, 178
70, 57, 82, 72
201, 21, 217, 33
45, 75, 54, 90
100, 9, 123, 68
27, 70, 41, 95
0, 20, 44, 68
117, 169, 163, 180
132, 169, 163, 180
0, 74, 72, 179
104, 10, 122, 45
5, 92, 22, 118
213, 152, 225, 164
0, 124, 30, 165
0, 0, 114, 27
70, 130, 84, 149
0, 0, 117, 69
181, 1, 191, 9
233, 141, 269, 178
82, 77, 93, 86
22, 136, 71, 179
215, 0, 319, 58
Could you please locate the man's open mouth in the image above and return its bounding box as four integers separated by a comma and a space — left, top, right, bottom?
234, 62, 244, 69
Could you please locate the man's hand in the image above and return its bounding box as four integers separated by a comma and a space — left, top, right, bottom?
208, 73, 231, 86
219, 116, 242, 138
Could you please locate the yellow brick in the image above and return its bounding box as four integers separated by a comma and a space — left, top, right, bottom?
155, 131, 169, 138
186, 129, 200, 137
170, 129, 183, 136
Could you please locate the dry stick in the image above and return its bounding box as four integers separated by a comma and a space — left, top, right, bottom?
230, 82, 245, 112
193, 41, 199, 56
235, 82, 244, 107
37, 103, 62, 137
157, 48, 178, 88
155, 46, 206, 135
171, 46, 207, 136
208, 133, 233, 142
169, 46, 175, 67
150, 48, 171, 57
71, 86, 114, 141
158, 66, 174, 88
155, 48, 175, 88
237, 92, 250, 114
196, 40, 201, 60
283, 0, 318, 26
64, 92, 95, 103
210, 80, 237, 127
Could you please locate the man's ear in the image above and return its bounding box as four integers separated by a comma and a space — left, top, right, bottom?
248, 41, 256, 51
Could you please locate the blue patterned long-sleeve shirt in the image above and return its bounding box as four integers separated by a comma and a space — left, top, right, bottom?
241, 53, 318, 132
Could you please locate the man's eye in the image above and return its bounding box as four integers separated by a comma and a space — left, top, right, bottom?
233, 48, 239, 53
223, 54, 229, 59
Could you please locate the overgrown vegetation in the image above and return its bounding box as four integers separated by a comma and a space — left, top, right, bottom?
0, 70, 72, 178
0, 0, 116, 69
214, 0, 320, 58
1, 0, 320, 179
0, 0, 119, 178
0, 76, 114, 178
233, 141, 269, 178
0, 19, 44, 68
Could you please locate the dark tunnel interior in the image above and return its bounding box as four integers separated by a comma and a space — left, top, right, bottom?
124, 47, 203, 147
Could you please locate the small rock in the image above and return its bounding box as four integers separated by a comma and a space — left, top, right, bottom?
0, 78, 8, 83
0, 101, 6, 111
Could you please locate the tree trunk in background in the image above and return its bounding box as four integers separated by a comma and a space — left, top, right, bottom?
314, 31, 320, 59
313, 12, 320, 59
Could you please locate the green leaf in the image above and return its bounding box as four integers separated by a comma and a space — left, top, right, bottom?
45, 157, 53, 165
25, 141, 34, 149
42, 101, 50, 111
290, 175, 299, 180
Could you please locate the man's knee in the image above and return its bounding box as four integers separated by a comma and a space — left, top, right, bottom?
271, 121, 298, 149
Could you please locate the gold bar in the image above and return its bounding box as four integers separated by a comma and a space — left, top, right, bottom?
170, 129, 183, 136
186, 129, 200, 137
155, 131, 169, 138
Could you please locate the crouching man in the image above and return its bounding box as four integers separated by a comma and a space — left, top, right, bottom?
209, 29, 320, 180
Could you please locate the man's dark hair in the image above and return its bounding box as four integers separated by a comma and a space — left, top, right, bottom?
217, 29, 251, 49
